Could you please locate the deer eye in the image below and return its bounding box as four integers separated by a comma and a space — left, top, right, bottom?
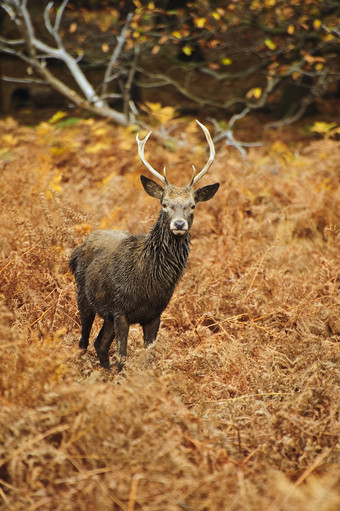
191, 204, 196, 210
162, 203, 168, 208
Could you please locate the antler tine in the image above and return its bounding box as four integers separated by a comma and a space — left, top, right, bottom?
191, 120, 216, 185
136, 132, 166, 185
189, 165, 196, 186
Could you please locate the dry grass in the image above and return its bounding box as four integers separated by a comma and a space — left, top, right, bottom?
0, 115, 339, 510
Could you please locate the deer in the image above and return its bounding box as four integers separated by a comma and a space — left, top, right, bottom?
69, 120, 219, 371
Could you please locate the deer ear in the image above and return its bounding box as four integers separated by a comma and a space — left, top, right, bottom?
194, 183, 220, 203
140, 175, 164, 200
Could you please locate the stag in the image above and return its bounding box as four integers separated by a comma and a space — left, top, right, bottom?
69, 121, 219, 371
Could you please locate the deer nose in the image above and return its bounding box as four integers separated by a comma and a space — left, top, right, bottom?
174, 220, 186, 230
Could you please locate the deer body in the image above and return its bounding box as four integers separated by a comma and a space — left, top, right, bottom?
70, 122, 219, 371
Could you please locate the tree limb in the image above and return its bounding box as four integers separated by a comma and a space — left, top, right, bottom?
0, 0, 130, 126
210, 111, 263, 159
101, 12, 133, 99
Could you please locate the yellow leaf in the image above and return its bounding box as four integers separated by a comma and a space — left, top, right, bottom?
172, 31, 182, 39
313, 19, 322, 30
0, 148, 11, 157
315, 62, 324, 72
126, 124, 139, 134
85, 142, 109, 154
69, 22, 77, 33
48, 111, 67, 124
157, 106, 176, 124
265, 38, 276, 50
91, 126, 107, 137
311, 121, 337, 134
144, 102, 176, 124
194, 18, 206, 28
46, 173, 62, 196
287, 25, 294, 35
100, 171, 116, 187
246, 87, 262, 99
212, 11, 220, 20
182, 46, 192, 56
253, 87, 262, 99
145, 102, 162, 112
101, 43, 110, 53
221, 57, 232, 65
2, 134, 18, 146
50, 146, 67, 156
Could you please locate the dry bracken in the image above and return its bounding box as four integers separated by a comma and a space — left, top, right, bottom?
0, 116, 339, 510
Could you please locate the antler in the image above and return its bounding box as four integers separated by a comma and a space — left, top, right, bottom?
136, 131, 168, 185
136, 120, 215, 187
189, 120, 216, 186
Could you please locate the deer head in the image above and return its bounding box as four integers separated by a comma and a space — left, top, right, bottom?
136, 121, 220, 236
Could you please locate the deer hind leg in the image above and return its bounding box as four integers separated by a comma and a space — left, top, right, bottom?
142, 316, 160, 347
114, 314, 130, 372
95, 318, 115, 370
77, 291, 95, 350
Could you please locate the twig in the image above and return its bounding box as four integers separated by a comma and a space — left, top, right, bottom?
322, 24, 340, 39
2, 75, 46, 84
209, 112, 263, 159
0, 487, 9, 506
30, 303, 55, 327
294, 449, 332, 486
0, 243, 40, 274
26, 497, 52, 511
101, 12, 134, 99
123, 43, 140, 123
127, 475, 140, 511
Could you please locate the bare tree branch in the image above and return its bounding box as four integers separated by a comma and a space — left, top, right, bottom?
0, 0, 131, 126
322, 24, 340, 39
2, 75, 46, 85
101, 12, 133, 98
210, 110, 263, 159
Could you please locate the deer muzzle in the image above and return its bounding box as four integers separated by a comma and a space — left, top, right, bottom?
170, 218, 188, 236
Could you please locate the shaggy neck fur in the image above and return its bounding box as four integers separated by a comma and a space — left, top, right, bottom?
143, 210, 191, 287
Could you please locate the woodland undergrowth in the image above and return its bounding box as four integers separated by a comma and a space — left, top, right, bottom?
0, 114, 339, 510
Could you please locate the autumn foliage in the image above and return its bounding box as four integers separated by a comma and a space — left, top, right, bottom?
0, 112, 340, 509
1, 0, 339, 124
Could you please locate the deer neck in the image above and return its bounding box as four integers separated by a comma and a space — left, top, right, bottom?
144, 211, 191, 284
